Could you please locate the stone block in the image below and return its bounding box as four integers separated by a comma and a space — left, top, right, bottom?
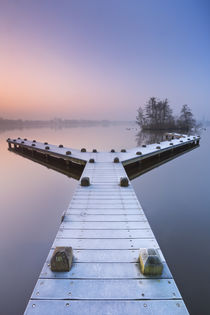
139, 248, 163, 275
50, 247, 73, 272
114, 157, 119, 163
81, 177, 90, 186
120, 177, 129, 187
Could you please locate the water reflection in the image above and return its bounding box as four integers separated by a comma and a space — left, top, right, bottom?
127, 132, 200, 180
135, 129, 200, 146
9, 146, 84, 180
135, 130, 166, 146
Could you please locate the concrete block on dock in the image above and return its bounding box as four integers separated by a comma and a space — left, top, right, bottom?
114, 157, 119, 163
89, 158, 95, 163
50, 247, 72, 272
139, 248, 163, 275
120, 177, 129, 187
81, 177, 90, 186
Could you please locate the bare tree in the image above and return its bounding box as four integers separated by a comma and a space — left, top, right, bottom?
178, 104, 196, 131
136, 97, 175, 130
136, 107, 145, 128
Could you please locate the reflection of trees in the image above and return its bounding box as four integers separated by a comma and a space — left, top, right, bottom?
136, 128, 201, 147
136, 130, 166, 146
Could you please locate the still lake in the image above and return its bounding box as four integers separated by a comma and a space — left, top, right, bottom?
0, 124, 209, 315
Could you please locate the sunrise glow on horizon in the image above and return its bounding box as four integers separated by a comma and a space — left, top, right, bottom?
0, 0, 209, 120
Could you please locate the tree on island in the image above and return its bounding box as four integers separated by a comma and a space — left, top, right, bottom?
136, 97, 196, 131
177, 104, 196, 131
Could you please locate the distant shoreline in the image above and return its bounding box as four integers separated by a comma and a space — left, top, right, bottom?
0, 118, 135, 131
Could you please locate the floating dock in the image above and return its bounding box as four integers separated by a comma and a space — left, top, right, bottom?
7, 134, 200, 314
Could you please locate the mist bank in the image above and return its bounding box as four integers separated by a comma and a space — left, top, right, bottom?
0, 118, 134, 131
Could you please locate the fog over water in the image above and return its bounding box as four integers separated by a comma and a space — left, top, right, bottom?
0, 125, 209, 315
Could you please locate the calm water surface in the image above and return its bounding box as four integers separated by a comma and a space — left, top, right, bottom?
0, 125, 209, 315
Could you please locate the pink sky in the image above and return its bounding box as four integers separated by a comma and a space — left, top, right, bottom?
0, 1, 209, 120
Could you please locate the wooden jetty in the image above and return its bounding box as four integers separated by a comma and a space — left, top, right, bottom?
7, 134, 200, 315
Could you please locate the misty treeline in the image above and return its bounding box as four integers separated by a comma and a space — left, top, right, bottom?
136, 97, 197, 131
0, 117, 130, 132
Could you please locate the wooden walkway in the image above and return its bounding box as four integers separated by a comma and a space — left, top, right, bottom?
7, 135, 200, 314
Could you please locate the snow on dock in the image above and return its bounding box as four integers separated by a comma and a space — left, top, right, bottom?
7, 134, 199, 314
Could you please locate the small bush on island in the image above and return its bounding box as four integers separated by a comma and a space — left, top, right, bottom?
136, 97, 197, 132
